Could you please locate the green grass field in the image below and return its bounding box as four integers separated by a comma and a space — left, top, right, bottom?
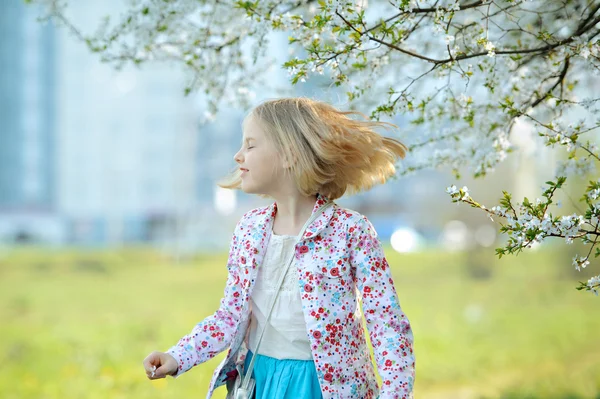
1, 246, 599, 399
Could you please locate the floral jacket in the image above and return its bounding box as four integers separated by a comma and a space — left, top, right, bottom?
167, 194, 415, 399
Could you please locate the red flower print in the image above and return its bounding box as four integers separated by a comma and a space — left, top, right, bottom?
385, 359, 392, 367
240, 256, 246, 264
324, 373, 333, 382
313, 330, 322, 339
300, 245, 309, 254
318, 307, 325, 313
304, 284, 313, 292
226, 369, 239, 380
330, 267, 339, 276
233, 292, 240, 297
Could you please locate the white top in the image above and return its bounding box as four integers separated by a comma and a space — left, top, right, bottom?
247, 233, 313, 360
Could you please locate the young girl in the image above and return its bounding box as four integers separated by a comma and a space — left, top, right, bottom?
143, 97, 415, 399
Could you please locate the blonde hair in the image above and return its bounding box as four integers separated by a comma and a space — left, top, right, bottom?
218, 97, 407, 200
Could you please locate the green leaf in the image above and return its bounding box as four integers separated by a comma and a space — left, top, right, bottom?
349, 32, 361, 42
351, 62, 367, 70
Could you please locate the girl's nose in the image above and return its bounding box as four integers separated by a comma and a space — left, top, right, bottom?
234, 149, 243, 164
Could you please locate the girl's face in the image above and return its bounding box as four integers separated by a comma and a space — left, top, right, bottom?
234, 116, 286, 195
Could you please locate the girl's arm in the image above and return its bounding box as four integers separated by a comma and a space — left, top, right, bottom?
165, 219, 245, 377
349, 215, 415, 399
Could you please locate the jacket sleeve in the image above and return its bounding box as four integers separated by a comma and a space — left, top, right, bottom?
166, 217, 245, 377
349, 215, 415, 399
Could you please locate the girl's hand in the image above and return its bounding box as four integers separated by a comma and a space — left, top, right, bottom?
143, 351, 178, 380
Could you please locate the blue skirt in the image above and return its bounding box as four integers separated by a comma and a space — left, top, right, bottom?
242, 350, 323, 399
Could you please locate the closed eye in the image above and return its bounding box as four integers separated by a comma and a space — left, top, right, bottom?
247, 146, 254, 149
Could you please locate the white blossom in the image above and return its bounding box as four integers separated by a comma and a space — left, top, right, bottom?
588, 275, 600, 295
449, 1, 461, 11
446, 185, 458, 195
572, 255, 590, 271
484, 41, 496, 57
461, 186, 470, 200
490, 206, 507, 217
588, 188, 600, 200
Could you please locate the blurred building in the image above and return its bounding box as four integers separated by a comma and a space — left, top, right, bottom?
54, 1, 200, 246
0, 1, 202, 247
0, 2, 61, 243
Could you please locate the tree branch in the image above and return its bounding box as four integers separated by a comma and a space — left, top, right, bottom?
365, 0, 486, 34
350, 1, 600, 66
574, 1, 600, 37
530, 57, 570, 108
